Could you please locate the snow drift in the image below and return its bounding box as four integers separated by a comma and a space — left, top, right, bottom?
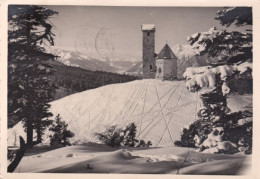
14, 143, 251, 174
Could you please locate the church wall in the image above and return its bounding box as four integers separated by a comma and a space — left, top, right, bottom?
156, 59, 178, 80
172, 58, 177, 79
155, 59, 164, 79
163, 60, 174, 80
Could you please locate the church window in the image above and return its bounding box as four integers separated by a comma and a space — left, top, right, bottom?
147, 32, 150, 36
150, 65, 153, 70
158, 67, 161, 73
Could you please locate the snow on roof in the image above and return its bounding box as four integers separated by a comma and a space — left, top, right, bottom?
142, 24, 155, 31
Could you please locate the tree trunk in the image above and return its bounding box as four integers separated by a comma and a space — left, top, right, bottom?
8, 136, 26, 172
26, 118, 33, 148
13, 131, 17, 147
36, 120, 42, 143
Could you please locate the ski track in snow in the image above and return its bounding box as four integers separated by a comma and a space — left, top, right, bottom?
138, 80, 150, 138
155, 84, 185, 146
139, 82, 182, 139
153, 81, 174, 145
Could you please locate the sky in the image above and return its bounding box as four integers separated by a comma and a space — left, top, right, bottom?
46, 6, 249, 59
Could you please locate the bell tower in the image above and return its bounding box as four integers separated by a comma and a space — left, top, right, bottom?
142, 24, 156, 79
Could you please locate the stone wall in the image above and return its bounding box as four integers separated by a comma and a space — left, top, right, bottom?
142, 30, 156, 79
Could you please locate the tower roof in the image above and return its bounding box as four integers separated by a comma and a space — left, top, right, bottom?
142, 24, 156, 31
157, 44, 177, 59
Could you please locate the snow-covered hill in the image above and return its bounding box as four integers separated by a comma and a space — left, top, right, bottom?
8, 79, 252, 147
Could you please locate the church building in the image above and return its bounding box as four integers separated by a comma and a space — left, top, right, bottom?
141, 24, 178, 80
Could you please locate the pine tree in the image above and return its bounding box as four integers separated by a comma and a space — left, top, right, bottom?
95, 123, 140, 148
49, 114, 75, 146
95, 125, 123, 147
122, 123, 138, 147
8, 5, 58, 147
182, 7, 252, 153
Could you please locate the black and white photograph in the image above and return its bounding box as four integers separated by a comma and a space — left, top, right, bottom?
3, 3, 255, 175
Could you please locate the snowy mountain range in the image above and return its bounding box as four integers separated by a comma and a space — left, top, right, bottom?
45, 44, 217, 77
45, 47, 140, 74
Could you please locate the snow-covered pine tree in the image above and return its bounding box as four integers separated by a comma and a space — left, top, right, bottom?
181, 7, 252, 154
8, 5, 58, 147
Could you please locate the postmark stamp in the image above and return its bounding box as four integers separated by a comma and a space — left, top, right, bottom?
75, 26, 115, 59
